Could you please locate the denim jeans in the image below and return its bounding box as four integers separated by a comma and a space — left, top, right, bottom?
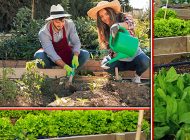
106, 52, 150, 76
34, 49, 90, 69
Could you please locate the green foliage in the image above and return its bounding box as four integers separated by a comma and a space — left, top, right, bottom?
135, 19, 150, 49
17, 59, 46, 96
154, 67, 190, 139
74, 17, 99, 49
67, 0, 95, 18
0, 68, 18, 100
0, 110, 50, 118
0, 7, 44, 60
154, 18, 190, 38
155, 8, 177, 20
0, 118, 15, 139
0, 110, 150, 139
88, 82, 98, 91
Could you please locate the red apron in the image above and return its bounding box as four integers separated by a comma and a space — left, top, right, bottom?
49, 23, 72, 65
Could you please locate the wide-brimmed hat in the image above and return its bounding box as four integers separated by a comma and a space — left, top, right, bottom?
87, 0, 121, 20
46, 4, 71, 21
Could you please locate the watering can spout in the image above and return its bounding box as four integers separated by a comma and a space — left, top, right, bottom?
108, 53, 128, 64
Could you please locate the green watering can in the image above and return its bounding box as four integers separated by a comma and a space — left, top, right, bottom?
108, 26, 139, 64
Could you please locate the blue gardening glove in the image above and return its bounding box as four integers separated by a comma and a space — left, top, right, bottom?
72, 55, 79, 68
64, 64, 73, 76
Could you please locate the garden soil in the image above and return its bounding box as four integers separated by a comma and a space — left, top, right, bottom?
0, 76, 150, 107
154, 56, 190, 74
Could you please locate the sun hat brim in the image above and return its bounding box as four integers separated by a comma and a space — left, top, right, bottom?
87, 0, 121, 20
45, 14, 71, 21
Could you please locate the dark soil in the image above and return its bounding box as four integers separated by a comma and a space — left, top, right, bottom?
154, 56, 190, 74
0, 76, 150, 107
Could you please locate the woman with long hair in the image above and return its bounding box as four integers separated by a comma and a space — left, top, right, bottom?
87, 0, 149, 83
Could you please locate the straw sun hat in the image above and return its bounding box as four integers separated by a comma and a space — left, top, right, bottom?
87, 0, 121, 20
46, 4, 71, 21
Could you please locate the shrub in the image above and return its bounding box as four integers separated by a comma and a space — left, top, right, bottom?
0, 7, 44, 60
0, 118, 14, 139
155, 8, 177, 20
0, 68, 18, 100
74, 17, 99, 50
17, 59, 46, 96
134, 19, 150, 49
154, 18, 190, 38
7, 110, 150, 139
0, 110, 51, 118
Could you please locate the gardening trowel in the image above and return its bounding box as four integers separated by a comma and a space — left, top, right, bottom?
66, 66, 77, 93
68, 67, 75, 84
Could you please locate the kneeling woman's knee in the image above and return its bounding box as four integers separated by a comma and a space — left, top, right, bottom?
141, 55, 150, 71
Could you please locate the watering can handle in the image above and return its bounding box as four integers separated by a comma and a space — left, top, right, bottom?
109, 26, 130, 50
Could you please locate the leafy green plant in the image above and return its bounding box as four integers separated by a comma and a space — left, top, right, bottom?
0, 110, 150, 139
154, 67, 190, 139
17, 59, 46, 96
0, 68, 18, 100
155, 8, 177, 20
154, 18, 190, 38
88, 82, 98, 91
0, 117, 15, 139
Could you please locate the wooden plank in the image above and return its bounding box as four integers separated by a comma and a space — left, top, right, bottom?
171, 8, 190, 19
187, 36, 190, 52
125, 132, 146, 140
39, 134, 115, 140
0, 60, 26, 68
120, 68, 150, 79
115, 133, 125, 140
0, 68, 66, 79
39, 132, 146, 140
83, 60, 101, 67
154, 52, 190, 65
154, 36, 187, 55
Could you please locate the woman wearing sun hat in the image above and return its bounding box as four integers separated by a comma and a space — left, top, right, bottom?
34, 4, 90, 76
87, 0, 149, 83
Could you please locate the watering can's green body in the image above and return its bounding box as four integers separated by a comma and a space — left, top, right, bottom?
108, 26, 139, 64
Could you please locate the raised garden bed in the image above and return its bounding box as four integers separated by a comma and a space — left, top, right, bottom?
154, 36, 190, 65
0, 59, 150, 79
0, 110, 150, 140
0, 59, 150, 107
0, 75, 150, 107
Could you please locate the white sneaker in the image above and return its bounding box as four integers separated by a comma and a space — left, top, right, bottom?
132, 74, 141, 84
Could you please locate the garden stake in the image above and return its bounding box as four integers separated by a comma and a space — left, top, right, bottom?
68, 68, 75, 84
115, 67, 119, 80
135, 110, 144, 140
